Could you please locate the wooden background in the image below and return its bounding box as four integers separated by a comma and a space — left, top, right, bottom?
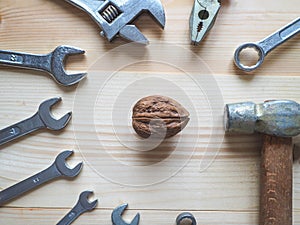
0, 0, 299, 224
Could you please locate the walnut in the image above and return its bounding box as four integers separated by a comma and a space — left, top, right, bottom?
132, 95, 190, 139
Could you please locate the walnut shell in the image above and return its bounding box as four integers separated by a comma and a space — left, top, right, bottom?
132, 95, 190, 138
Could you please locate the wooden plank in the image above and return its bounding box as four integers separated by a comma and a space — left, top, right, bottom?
0, 0, 299, 224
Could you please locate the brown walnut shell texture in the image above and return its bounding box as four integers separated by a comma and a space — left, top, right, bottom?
132, 95, 190, 138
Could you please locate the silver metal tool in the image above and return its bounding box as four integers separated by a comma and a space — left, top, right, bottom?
190, 0, 221, 45
0, 150, 82, 206
0, 45, 86, 86
224, 100, 300, 137
63, 0, 166, 44
112, 203, 140, 225
176, 212, 197, 225
0, 97, 71, 146
57, 191, 98, 225
234, 17, 300, 72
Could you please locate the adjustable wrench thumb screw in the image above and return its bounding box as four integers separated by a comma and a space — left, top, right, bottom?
63, 0, 166, 44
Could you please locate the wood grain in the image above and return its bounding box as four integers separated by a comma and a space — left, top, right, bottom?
0, 0, 299, 224
260, 136, 293, 225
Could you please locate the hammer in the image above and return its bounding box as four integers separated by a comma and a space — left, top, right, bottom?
224, 100, 300, 225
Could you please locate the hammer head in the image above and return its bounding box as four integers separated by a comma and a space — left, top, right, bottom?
224, 100, 300, 137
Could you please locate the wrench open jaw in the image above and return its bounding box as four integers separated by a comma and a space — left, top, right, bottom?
56, 190, 98, 225
0, 97, 72, 146
55, 150, 83, 177
38, 97, 72, 131
49, 45, 87, 86
78, 191, 98, 210
0, 45, 86, 86
112, 203, 140, 225
63, 0, 166, 44
0, 150, 82, 206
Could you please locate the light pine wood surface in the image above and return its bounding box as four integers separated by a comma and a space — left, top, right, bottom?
0, 0, 300, 224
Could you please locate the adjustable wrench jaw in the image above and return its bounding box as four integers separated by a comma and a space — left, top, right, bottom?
64, 0, 165, 44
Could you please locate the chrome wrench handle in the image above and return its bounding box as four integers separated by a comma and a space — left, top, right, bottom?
0, 113, 44, 146
0, 50, 51, 72
0, 163, 61, 206
234, 17, 300, 72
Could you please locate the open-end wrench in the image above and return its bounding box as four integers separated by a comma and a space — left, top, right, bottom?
112, 203, 140, 225
0, 150, 82, 206
0, 45, 86, 86
234, 17, 300, 72
57, 191, 98, 225
63, 0, 166, 44
0, 97, 71, 146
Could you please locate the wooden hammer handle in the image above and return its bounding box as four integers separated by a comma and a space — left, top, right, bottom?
260, 135, 293, 225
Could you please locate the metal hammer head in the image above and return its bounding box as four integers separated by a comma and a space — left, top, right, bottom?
224, 100, 300, 137
111, 203, 140, 225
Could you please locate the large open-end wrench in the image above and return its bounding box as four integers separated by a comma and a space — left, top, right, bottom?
0, 45, 86, 86
112, 203, 140, 225
57, 191, 98, 225
0, 97, 71, 146
0, 150, 83, 206
63, 0, 166, 44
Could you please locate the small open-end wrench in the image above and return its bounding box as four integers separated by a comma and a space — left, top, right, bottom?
0, 97, 71, 146
0, 45, 86, 86
57, 191, 98, 225
0, 150, 83, 206
63, 0, 166, 44
112, 203, 140, 225
234, 17, 300, 72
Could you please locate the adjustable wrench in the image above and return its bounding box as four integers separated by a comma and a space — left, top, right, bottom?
0, 97, 71, 146
0, 45, 86, 86
63, 0, 166, 44
57, 191, 98, 225
0, 150, 83, 206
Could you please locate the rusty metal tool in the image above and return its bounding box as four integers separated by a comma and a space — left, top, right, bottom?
225, 100, 300, 225
0, 97, 71, 146
112, 203, 140, 225
63, 0, 166, 44
234, 17, 300, 72
0, 150, 82, 206
190, 0, 221, 45
0, 46, 86, 86
56, 191, 98, 225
